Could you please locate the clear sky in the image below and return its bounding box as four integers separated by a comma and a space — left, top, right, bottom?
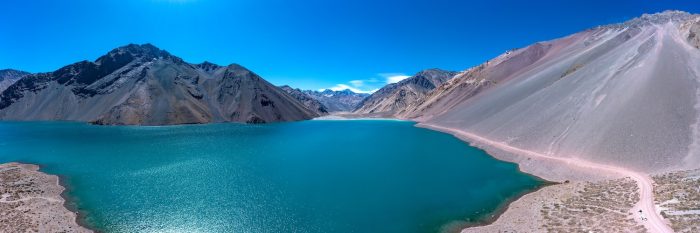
1, 0, 699, 92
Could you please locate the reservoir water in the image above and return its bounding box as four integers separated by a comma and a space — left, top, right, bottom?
0, 120, 544, 233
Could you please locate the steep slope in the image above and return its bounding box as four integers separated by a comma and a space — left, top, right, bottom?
280, 85, 328, 115
410, 11, 700, 173
354, 69, 456, 116
0, 44, 318, 125
303, 89, 369, 112
0, 69, 29, 93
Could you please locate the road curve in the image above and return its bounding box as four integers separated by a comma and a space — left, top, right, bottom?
418, 123, 674, 233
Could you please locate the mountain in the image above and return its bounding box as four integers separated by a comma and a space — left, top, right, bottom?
0, 69, 30, 93
354, 69, 456, 116
280, 85, 328, 115
303, 89, 369, 112
406, 11, 700, 173
0, 44, 319, 125
280, 87, 368, 113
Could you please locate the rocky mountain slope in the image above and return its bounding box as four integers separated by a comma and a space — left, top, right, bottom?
281, 87, 369, 113
0, 44, 319, 125
354, 69, 456, 116
0, 69, 29, 93
303, 89, 369, 112
280, 85, 328, 115
407, 11, 700, 173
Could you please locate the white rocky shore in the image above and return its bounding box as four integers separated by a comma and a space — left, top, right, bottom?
0, 162, 91, 233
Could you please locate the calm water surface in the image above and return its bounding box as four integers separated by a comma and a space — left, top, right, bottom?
0, 120, 543, 233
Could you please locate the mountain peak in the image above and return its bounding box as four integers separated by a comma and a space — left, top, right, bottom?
617, 10, 698, 27
0, 69, 30, 92
196, 61, 222, 72
0, 69, 30, 80
638, 10, 694, 21
400, 68, 456, 88
0, 44, 319, 124
649, 10, 691, 17
199, 61, 219, 66
105, 43, 170, 59
415, 68, 455, 77
0, 69, 24, 73
354, 68, 455, 115
95, 43, 175, 66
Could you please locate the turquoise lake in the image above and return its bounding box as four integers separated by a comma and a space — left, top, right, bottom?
0, 120, 544, 233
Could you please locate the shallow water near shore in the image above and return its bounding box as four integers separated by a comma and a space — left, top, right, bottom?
0, 120, 543, 233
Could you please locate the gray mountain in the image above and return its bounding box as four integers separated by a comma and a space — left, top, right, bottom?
354, 68, 456, 116
303, 89, 369, 112
0, 69, 30, 93
280, 85, 328, 115
407, 11, 700, 173
0, 44, 318, 125
280, 86, 368, 113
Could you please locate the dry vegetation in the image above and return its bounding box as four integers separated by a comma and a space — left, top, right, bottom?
540, 178, 646, 233
0, 163, 91, 233
462, 178, 646, 233
653, 169, 700, 233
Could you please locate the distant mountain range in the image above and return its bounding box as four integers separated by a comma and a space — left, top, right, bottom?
307, 89, 370, 112
281, 86, 369, 113
353, 69, 456, 116
0, 44, 319, 125
279, 85, 329, 115
0, 69, 29, 93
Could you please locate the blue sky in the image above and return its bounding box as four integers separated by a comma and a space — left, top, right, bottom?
1, 0, 699, 92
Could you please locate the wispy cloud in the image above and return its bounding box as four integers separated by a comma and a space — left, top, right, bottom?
322, 72, 410, 94
322, 84, 376, 94
378, 73, 410, 84
349, 80, 364, 87
386, 75, 410, 84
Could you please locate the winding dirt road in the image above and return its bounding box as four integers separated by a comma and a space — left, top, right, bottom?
0, 196, 62, 203
419, 123, 674, 233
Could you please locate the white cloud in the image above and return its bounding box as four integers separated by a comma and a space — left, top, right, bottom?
378, 73, 410, 84
386, 75, 411, 84
319, 72, 410, 94
349, 80, 364, 87
322, 84, 376, 94
385, 75, 410, 84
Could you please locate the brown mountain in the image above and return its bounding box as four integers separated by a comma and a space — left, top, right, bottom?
280, 85, 329, 115
0, 69, 29, 93
0, 44, 318, 125
354, 69, 456, 116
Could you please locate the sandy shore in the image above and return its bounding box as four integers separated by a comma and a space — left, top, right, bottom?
417, 123, 675, 233
0, 162, 92, 232
459, 178, 648, 232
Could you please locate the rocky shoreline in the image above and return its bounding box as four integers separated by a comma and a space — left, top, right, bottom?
0, 162, 91, 232
460, 178, 647, 233
415, 123, 674, 232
